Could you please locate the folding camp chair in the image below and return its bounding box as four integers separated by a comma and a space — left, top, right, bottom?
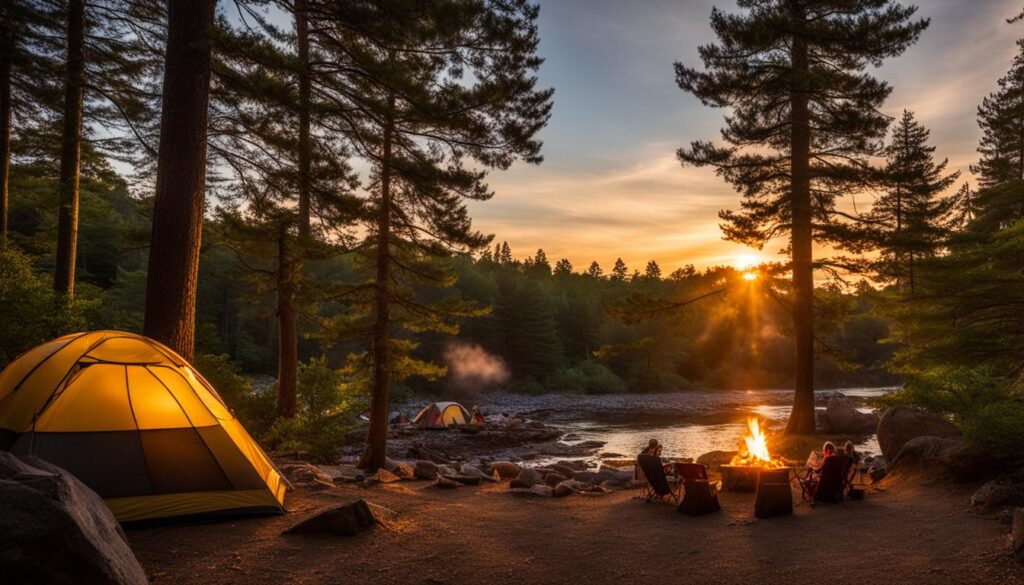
674, 463, 722, 516
797, 454, 852, 507
636, 454, 682, 504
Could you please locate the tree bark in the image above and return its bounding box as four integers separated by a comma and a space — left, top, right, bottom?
53, 0, 85, 297
785, 8, 816, 436
359, 93, 395, 472
143, 0, 216, 363
295, 0, 311, 241
0, 15, 11, 244
276, 221, 298, 418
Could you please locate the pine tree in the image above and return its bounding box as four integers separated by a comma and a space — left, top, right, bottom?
868, 111, 959, 293
644, 260, 662, 280
586, 260, 603, 278
143, 0, 216, 361
669, 265, 696, 281
973, 40, 1024, 191
498, 241, 513, 265
677, 0, 927, 434
946, 183, 976, 232
52, 0, 164, 298
610, 257, 627, 281
553, 257, 572, 276
317, 0, 552, 471
532, 248, 551, 274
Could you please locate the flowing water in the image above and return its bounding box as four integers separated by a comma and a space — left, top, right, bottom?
460, 387, 895, 464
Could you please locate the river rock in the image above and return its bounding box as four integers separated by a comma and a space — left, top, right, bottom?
283, 499, 376, 536
437, 464, 460, 477
0, 452, 148, 585
877, 407, 961, 461
594, 466, 633, 488
697, 450, 737, 467
280, 462, 334, 488
490, 461, 521, 480
372, 469, 402, 483
824, 395, 879, 434
553, 481, 577, 497
529, 485, 554, 497
544, 472, 567, 487
972, 480, 1024, 511
573, 470, 597, 483
414, 460, 438, 480
510, 467, 543, 489
550, 464, 576, 478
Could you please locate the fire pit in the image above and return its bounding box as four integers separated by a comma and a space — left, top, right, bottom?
719, 418, 789, 492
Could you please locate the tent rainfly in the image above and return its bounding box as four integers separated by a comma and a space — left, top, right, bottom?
412, 401, 471, 429
0, 331, 286, 523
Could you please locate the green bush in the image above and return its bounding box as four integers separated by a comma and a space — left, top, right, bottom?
0, 245, 93, 364
263, 357, 366, 463
193, 353, 276, 437
962, 401, 1024, 462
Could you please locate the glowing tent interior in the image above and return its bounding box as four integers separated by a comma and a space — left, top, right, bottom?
0, 331, 286, 523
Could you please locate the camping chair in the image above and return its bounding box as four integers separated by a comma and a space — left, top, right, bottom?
636, 454, 682, 504
674, 463, 722, 516
797, 454, 852, 507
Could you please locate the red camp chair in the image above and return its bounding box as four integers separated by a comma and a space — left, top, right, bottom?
797, 454, 852, 506
674, 463, 722, 516
636, 454, 682, 504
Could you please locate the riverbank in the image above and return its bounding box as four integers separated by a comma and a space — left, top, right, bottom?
129, 471, 1022, 585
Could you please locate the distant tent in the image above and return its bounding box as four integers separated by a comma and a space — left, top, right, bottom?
412, 402, 470, 429
0, 331, 286, 523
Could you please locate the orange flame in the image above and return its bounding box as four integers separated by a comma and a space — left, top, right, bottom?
730, 417, 784, 468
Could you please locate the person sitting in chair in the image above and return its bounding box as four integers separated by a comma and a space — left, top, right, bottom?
471, 405, 485, 425
807, 441, 837, 481
843, 441, 861, 484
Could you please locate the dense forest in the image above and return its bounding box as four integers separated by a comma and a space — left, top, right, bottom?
1, 0, 1023, 465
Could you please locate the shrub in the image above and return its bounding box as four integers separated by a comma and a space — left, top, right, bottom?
962, 401, 1024, 463
193, 352, 276, 437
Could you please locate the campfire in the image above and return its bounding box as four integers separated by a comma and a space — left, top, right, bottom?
720, 417, 787, 491
729, 417, 785, 468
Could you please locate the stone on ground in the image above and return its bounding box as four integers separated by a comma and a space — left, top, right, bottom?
414, 460, 438, 480
510, 468, 543, 489
877, 407, 961, 461
490, 461, 522, 480
529, 485, 554, 497
544, 472, 567, 487
972, 480, 1024, 511
0, 452, 148, 585
283, 499, 376, 536
434, 477, 460, 489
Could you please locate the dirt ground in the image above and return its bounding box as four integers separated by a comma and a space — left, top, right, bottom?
129, 474, 1024, 585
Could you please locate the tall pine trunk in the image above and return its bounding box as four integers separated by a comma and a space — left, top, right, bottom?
359, 94, 395, 472
785, 14, 816, 436
53, 0, 85, 297
272, 0, 313, 419
0, 18, 10, 244
143, 0, 216, 362
276, 221, 298, 418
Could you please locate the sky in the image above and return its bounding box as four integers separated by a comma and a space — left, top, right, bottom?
470, 0, 1024, 274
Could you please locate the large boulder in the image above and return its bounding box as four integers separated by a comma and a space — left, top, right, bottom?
544, 472, 567, 487
823, 396, 879, 434
509, 468, 543, 489
283, 499, 376, 536
0, 452, 148, 585
889, 436, 962, 475
877, 407, 961, 461
593, 466, 633, 488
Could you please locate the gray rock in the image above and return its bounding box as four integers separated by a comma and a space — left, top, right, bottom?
414, 460, 438, 480
392, 462, 415, 479
824, 395, 879, 434
553, 481, 575, 497
279, 462, 334, 487
697, 450, 737, 467
593, 466, 633, 487
877, 407, 961, 461
550, 464, 576, 479
529, 485, 554, 497
490, 461, 521, 480
972, 480, 1024, 511
573, 470, 597, 483
0, 452, 148, 585
544, 472, 567, 487
283, 499, 376, 536
510, 467, 543, 489
372, 468, 402, 483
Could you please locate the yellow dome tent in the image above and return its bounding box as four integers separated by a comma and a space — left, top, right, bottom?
0, 331, 286, 523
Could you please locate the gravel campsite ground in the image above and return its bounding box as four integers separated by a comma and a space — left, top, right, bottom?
129, 472, 1023, 585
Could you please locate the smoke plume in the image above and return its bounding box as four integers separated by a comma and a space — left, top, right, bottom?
444, 343, 510, 397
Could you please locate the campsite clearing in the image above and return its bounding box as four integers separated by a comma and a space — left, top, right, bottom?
129, 473, 1023, 585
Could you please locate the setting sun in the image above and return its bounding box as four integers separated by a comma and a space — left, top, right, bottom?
742, 271, 758, 281
734, 254, 762, 270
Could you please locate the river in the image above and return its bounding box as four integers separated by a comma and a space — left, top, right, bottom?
451, 387, 895, 464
